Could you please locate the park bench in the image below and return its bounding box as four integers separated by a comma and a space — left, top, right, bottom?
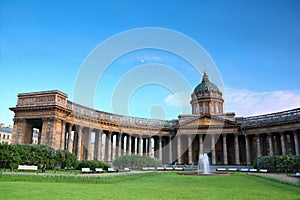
142, 167, 149, 171
239, 168, 249, 172
174, 167, 184, 171
18, 165, 38, 171
249, 169, 258, 172
165, 167, 173, 171
156, 167, 165, 171
108, 167, 116, 172
228, 168, 238, 172
124, 168, 130, 172
216, 168, 226, 171
95, 168, 104, 173
259, 169, 268, 173
81, 168, 92, 173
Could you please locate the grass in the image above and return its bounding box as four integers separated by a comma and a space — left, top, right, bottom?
0, 172, 299, 200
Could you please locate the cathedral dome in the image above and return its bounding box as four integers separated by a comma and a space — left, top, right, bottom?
194, 71, 221, 94
190, 71, 224, 115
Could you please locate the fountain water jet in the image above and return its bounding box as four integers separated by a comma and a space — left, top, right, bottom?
197, 153, 210, 174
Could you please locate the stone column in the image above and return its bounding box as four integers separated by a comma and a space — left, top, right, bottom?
148, 136, 152, 157
49, 119, 55, 146
87, 128, 92, 160
199, 134, 203, 155
159, 136, 163, 161
256, 134, 261, 157
268, 133, 274, 156
111, 133, 114, 161
76, 126, 83, 161
60, 121, 66, 150
169, 136, 172, 164
245, 134, 251, 165
177, 134, 182, 163
67, 124, 73, 153
94, 130, 99, 160
188, 135, 193, 164
138, 136, 143, 156
98, 130, 103, 160
223, 134, 228, 165
293, 130, 299, 156
280, 132, 286, 155
234, 134, 240, 165
106, 131, 112, 162
128, 135, 132, 155
40, 118, 48, 145
121, 134, 125, 156
117, 132, 122, 158
211, 134, 216, 165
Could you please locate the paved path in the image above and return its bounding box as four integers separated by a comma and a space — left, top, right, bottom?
250, 173, 299, 183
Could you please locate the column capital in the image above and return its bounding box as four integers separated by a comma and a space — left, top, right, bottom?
76, 125, 83, 132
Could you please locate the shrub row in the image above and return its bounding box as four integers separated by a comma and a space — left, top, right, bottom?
253, 155, 300, 173
0, 143, 78, 170
78, 160, 110, 170
113, 154, 162, 169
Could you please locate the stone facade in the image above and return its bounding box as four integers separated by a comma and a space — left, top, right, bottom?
0, 124, 13, 144
9, 75, 300, 165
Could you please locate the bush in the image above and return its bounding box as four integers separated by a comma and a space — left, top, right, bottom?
253, 155, 300, 173
112, 155, 162, 170
0, 143, 78, 170
78, 160, 110, 170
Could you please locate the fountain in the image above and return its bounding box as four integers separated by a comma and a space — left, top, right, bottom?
197, 153, 210, 174
177, 152, 229, 176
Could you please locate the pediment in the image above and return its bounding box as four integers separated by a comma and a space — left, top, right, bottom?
177, 114, 239, 128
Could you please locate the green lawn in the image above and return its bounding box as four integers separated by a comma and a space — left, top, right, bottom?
0, 172, 299, 200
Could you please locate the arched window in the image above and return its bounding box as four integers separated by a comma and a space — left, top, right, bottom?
205, 104, 209, 113
200, 104, 203, 113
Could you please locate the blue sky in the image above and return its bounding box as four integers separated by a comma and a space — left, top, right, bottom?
1, 0, 300, 126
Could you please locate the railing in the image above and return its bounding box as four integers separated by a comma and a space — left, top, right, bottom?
67, 101, 177, 128
237, 108, 300, 127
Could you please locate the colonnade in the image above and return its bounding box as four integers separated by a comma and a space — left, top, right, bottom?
12, 117, 300, 165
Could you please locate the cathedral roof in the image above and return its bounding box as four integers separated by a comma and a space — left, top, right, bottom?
193, 72, 221, 94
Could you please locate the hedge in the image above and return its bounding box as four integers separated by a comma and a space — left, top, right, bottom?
78, 160, 110, 170
0, 143, 78, 170
112, 155, 162, 169
253, 155, 300, 173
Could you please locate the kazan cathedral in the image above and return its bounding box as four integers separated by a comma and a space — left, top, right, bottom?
10, 72, 300, 166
